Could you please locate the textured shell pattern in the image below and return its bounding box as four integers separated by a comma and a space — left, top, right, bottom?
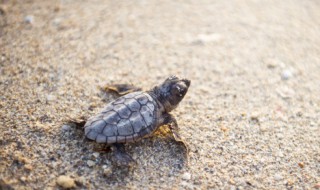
84, 92, 158, 144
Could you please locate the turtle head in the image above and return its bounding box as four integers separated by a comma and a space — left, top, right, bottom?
156, 76, 191, 112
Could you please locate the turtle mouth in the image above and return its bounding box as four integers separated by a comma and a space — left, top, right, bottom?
182, 79, 191, 87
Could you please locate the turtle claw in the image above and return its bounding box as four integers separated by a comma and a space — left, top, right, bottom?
112, 144, 136, 167
171, 131, 190, 155
113, 151, 136, 167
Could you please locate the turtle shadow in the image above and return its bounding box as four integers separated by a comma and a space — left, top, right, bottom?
61, 120, 188, 186
102, 137, 188, 186
66, 120, 188, 168
131, 137, 188, 169
59, 121, 134, 185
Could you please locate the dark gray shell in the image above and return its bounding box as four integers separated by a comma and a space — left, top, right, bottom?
84, 92, 159, 144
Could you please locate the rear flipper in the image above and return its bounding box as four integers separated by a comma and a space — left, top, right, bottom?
112, 143, 136, 167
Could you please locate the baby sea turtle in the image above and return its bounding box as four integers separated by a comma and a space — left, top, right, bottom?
84, 76, 191, 166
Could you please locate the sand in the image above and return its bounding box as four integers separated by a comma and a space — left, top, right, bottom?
0, 0, 319, 189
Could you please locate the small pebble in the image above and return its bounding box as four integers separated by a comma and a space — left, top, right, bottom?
24, 15, 34, 24
75, 177, 86, 186
52, 18, 62, 25
93, 152, 100, 158
298, 162, 305, 168
61, 124, 71, 132
87, 160, 95, 167
102, 165, 112, 176
46, 95, 56, 101
182, 172, 191, 180
56, 175, 76, 189
281, 70, 293, 80
196, 33, 222, 43
229, 178, 236, 185
24, 164, 33, 171
277, 86, 295, 98
0, 5, 7, 15
287, 179, 294, 186
180, 181, 193, 189
220, 126, 229, 132
274, 174, 283, 181
277, 151, 284, 158
265, 58, 285, 69
314, 183, 320, 189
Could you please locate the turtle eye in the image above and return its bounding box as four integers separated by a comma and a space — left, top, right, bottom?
171, 85, 180, 96
178, 88, 186, 97
173, 85, 185, 97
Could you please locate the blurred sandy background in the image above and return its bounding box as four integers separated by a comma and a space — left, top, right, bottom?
0, 0, 319, 189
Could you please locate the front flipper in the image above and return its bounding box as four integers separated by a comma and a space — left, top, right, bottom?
112, 143, 136, 167
163, 114, 190, 155
101, 84, 142, 96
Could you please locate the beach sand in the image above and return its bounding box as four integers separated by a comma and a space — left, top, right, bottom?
0, 0, 319, 189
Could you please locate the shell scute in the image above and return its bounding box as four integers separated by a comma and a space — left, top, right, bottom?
140, 105, 153, 126
86, 130, 98, 140
103, 124, 118, 137
103, 110, 121, 125
96, 134, 107, 143
135, 94, 149, 105
112, 97, 126, 105
107, 136, 117, 144
117, 119, 134, 136
118, 105, 132, 119
129, 112, 146, 133
125, 98, 141, 112
124, 91, 143, 99
89, 119, 106, 133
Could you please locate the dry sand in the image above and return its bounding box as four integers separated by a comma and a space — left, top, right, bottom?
1, 0, 320, 189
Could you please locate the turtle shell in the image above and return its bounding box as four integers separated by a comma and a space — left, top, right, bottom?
84, 92, 159, 144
